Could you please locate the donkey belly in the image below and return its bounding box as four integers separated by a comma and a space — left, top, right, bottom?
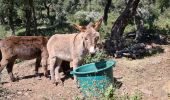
55, 52, 72, 61
15, 46, 41, 60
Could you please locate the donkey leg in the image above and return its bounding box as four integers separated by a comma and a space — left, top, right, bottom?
54, 59, 63, 86
71, 59, 79, 84
49, 57, 56, 84
35, 57, 41, 77
41, 49, 48, 78
0, 58, 9, 82
72, 59, 83, 88
41, 57, 48, 78
6, 60, 15, 82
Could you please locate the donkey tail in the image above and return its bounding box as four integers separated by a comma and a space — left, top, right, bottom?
0, 39, 2, 62
0, 39, 2, 81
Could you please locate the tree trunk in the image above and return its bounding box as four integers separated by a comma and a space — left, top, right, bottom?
134, 9, 144, 41
0, 15, 5, 24
44, 0, 50, 18
24, 0, 32, 36
109, 0, 140, 51
103, 0, 112, 25
30, 0, 37, 35
24, 0, 37, 36
44, 0, 52, 25
8, 0, 15, 35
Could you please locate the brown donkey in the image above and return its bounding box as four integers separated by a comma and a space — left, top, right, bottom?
47, 18, 102, 85
0, 36, 48, 82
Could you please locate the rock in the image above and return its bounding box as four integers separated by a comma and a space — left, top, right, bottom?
27, 89, 32, 91
5, 83, 12, 87
17, 91, 22, 95
139, 88, 152, 95
7, 96, 11, 99
23, 88, 32, 91
24, 92, 29, 96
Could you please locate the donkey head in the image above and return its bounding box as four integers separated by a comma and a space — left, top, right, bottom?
73, 18, 103, 54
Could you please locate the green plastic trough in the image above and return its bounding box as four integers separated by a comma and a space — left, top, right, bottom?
71, 60, 116, 97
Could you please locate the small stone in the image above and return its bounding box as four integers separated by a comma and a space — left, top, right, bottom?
37, 77, 42, 80
24, 92, 29, 96
6, 83, 12, 87
17, 91, 22, 95
7, 96, 11, 99
27, 89, 32, 91
139, 88, 152, 95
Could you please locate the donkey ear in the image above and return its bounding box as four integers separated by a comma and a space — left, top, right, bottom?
73, 24, 86, 32
94, 17, 103, 31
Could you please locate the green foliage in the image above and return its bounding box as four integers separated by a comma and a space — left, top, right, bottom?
158, 0, 170, 12
154, 8, 170, 31
15, 59, 23, 64
120, 92, 142, 100
0, 25, 9, 39
124, 24, 136, 34
0, 87, 11, 98
103, 87, 142, 100
82, 84, 142, 100
0, 0, 169, 38
103, 85, 116, 99
83, 50, 108, 64
74, 11, 101, 25
99, 24, 111, 40
99, 13, 120, 40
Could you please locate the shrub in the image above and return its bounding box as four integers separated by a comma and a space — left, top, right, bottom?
0, 25, 8, 39
74, 11, 101, 25
0, 87, 11, 98
83, 50, 108, 64
103, 85, 116, 99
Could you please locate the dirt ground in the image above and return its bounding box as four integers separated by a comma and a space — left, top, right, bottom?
0, 45, 170, 100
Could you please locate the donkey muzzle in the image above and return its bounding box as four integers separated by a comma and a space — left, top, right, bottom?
89, 46, 96, 54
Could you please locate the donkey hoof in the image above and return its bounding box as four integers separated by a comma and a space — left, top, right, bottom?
73, 83, 80, 89
10, 77, 16, 82
77, 84, 80, 88
35, 73, 39, 77
44, 73, 49, 78
75, 83, 80, 88
73, 81, 80, 88
55, 80, 63, 86
73, 80, 79, 88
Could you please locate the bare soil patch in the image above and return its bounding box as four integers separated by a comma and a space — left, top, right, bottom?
1, 45, 170, 100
